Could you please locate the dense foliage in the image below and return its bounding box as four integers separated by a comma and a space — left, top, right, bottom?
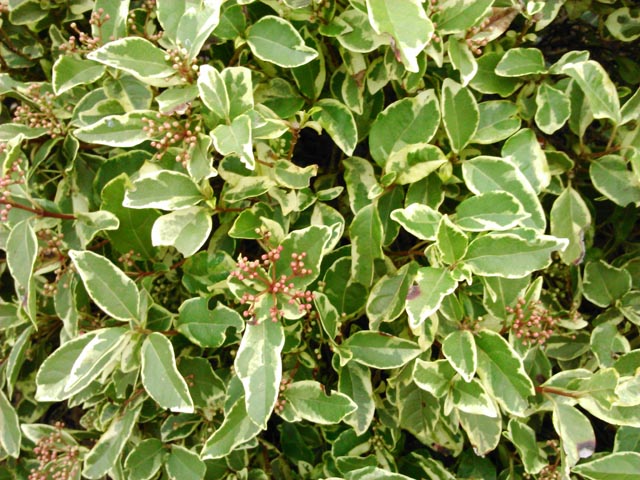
1, 0, 640, 479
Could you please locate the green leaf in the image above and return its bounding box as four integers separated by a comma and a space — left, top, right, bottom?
124, 170, 204, 210
141, 333, 194, 413
274, 160, 317, 189
69, 250, 141, 321
177, 298, 244, 348
166, 445, 205, 480
606, 7, 640, 42
621, 87, 640, 125
74, 111, 154, 147
495, 48, 547, 77
6, 219, 37, 325
291, 28, 325, 100
405, 267, 458, 328
201, 397, 262, 459
157, 0, 220, 57
614, 426, 640, 453
87, 37, 176, 86
413, 359, 456, 398
0, 124, 48, 141
105, 74, 153, 111
52, 55, 105, 95
432, 0, 494, 34
332, 9, 384, 54
345, 467, 414, 480
197, 64, 230, 122
247, 16, 318, 68
464, 232, 567, 278
562, 60, 621, 124
284, 380, 357, 424
475, 329, 534, 416
448, 38, 478, 86
235, 320, 284, 428
553, 403, 596, 467
64, 327, 130, 397
365, 0, 434, 73
312, 99, 357, 156
620, 291, 640, 326
436, 215, 468, 265
341, 331, 422, 369
441, 78, 479, 153
211, 114, 254, 170
366, 262, 418, 328
35, 333, 94, 401
462, 156, 546, 231
458, 410, 502, 456
470, 52, 521, 97
590, 155, 640, 207
583, 261, 632, 307
572, 452, 640, 480
550, 185, 591, 265
502, 128, 550, 193
535, 83, 571, 134
83, 403, 143, 479
339, 361, 375, 435
344, 156, 378, 214
156, 85, 198, 114
74, 210, 120, 247
220, 67, 254, 119
568, 77, 595, 138
397, 381, 439, 445
473, 100, 521, 144
0, 389, 21, 458
455, 192, 529, 232
505, 419, 547, 474
391, 203, 442, 240
369, 89, 440, 167
449, 376, 498, 417
5, 325, 32, 397
101, 174, 159, 259
349, 203, 383, 288
124, 438, 167, 480
385, 144, 448, 185
151, 206, 212, 257
442, 329, 477, 383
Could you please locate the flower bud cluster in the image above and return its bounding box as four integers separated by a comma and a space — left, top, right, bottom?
164, 47, 199, 83
142, 112, 200, 167
275, 377, 292, 413
465, 16, 492, 55
230, 244, 315, 323
126, 3, 163, 43
59, 9, 110, 53
12, 85, 65, 139
37, 229, 66, 295
118, 249, 140, 268
507, 298, 557, 346
29, 422, 80, 480
0, 159, 26, 221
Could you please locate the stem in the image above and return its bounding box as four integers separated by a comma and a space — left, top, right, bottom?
287, 126, 300, 161
605, 124, 618, 152
0, 199, 76, 220
535, 385, 580, 398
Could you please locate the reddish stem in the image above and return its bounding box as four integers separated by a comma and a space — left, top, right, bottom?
535, 385, 580, 398
1, 199, 76, 220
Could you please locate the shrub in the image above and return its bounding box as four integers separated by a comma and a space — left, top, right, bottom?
1, 0, 639, 479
